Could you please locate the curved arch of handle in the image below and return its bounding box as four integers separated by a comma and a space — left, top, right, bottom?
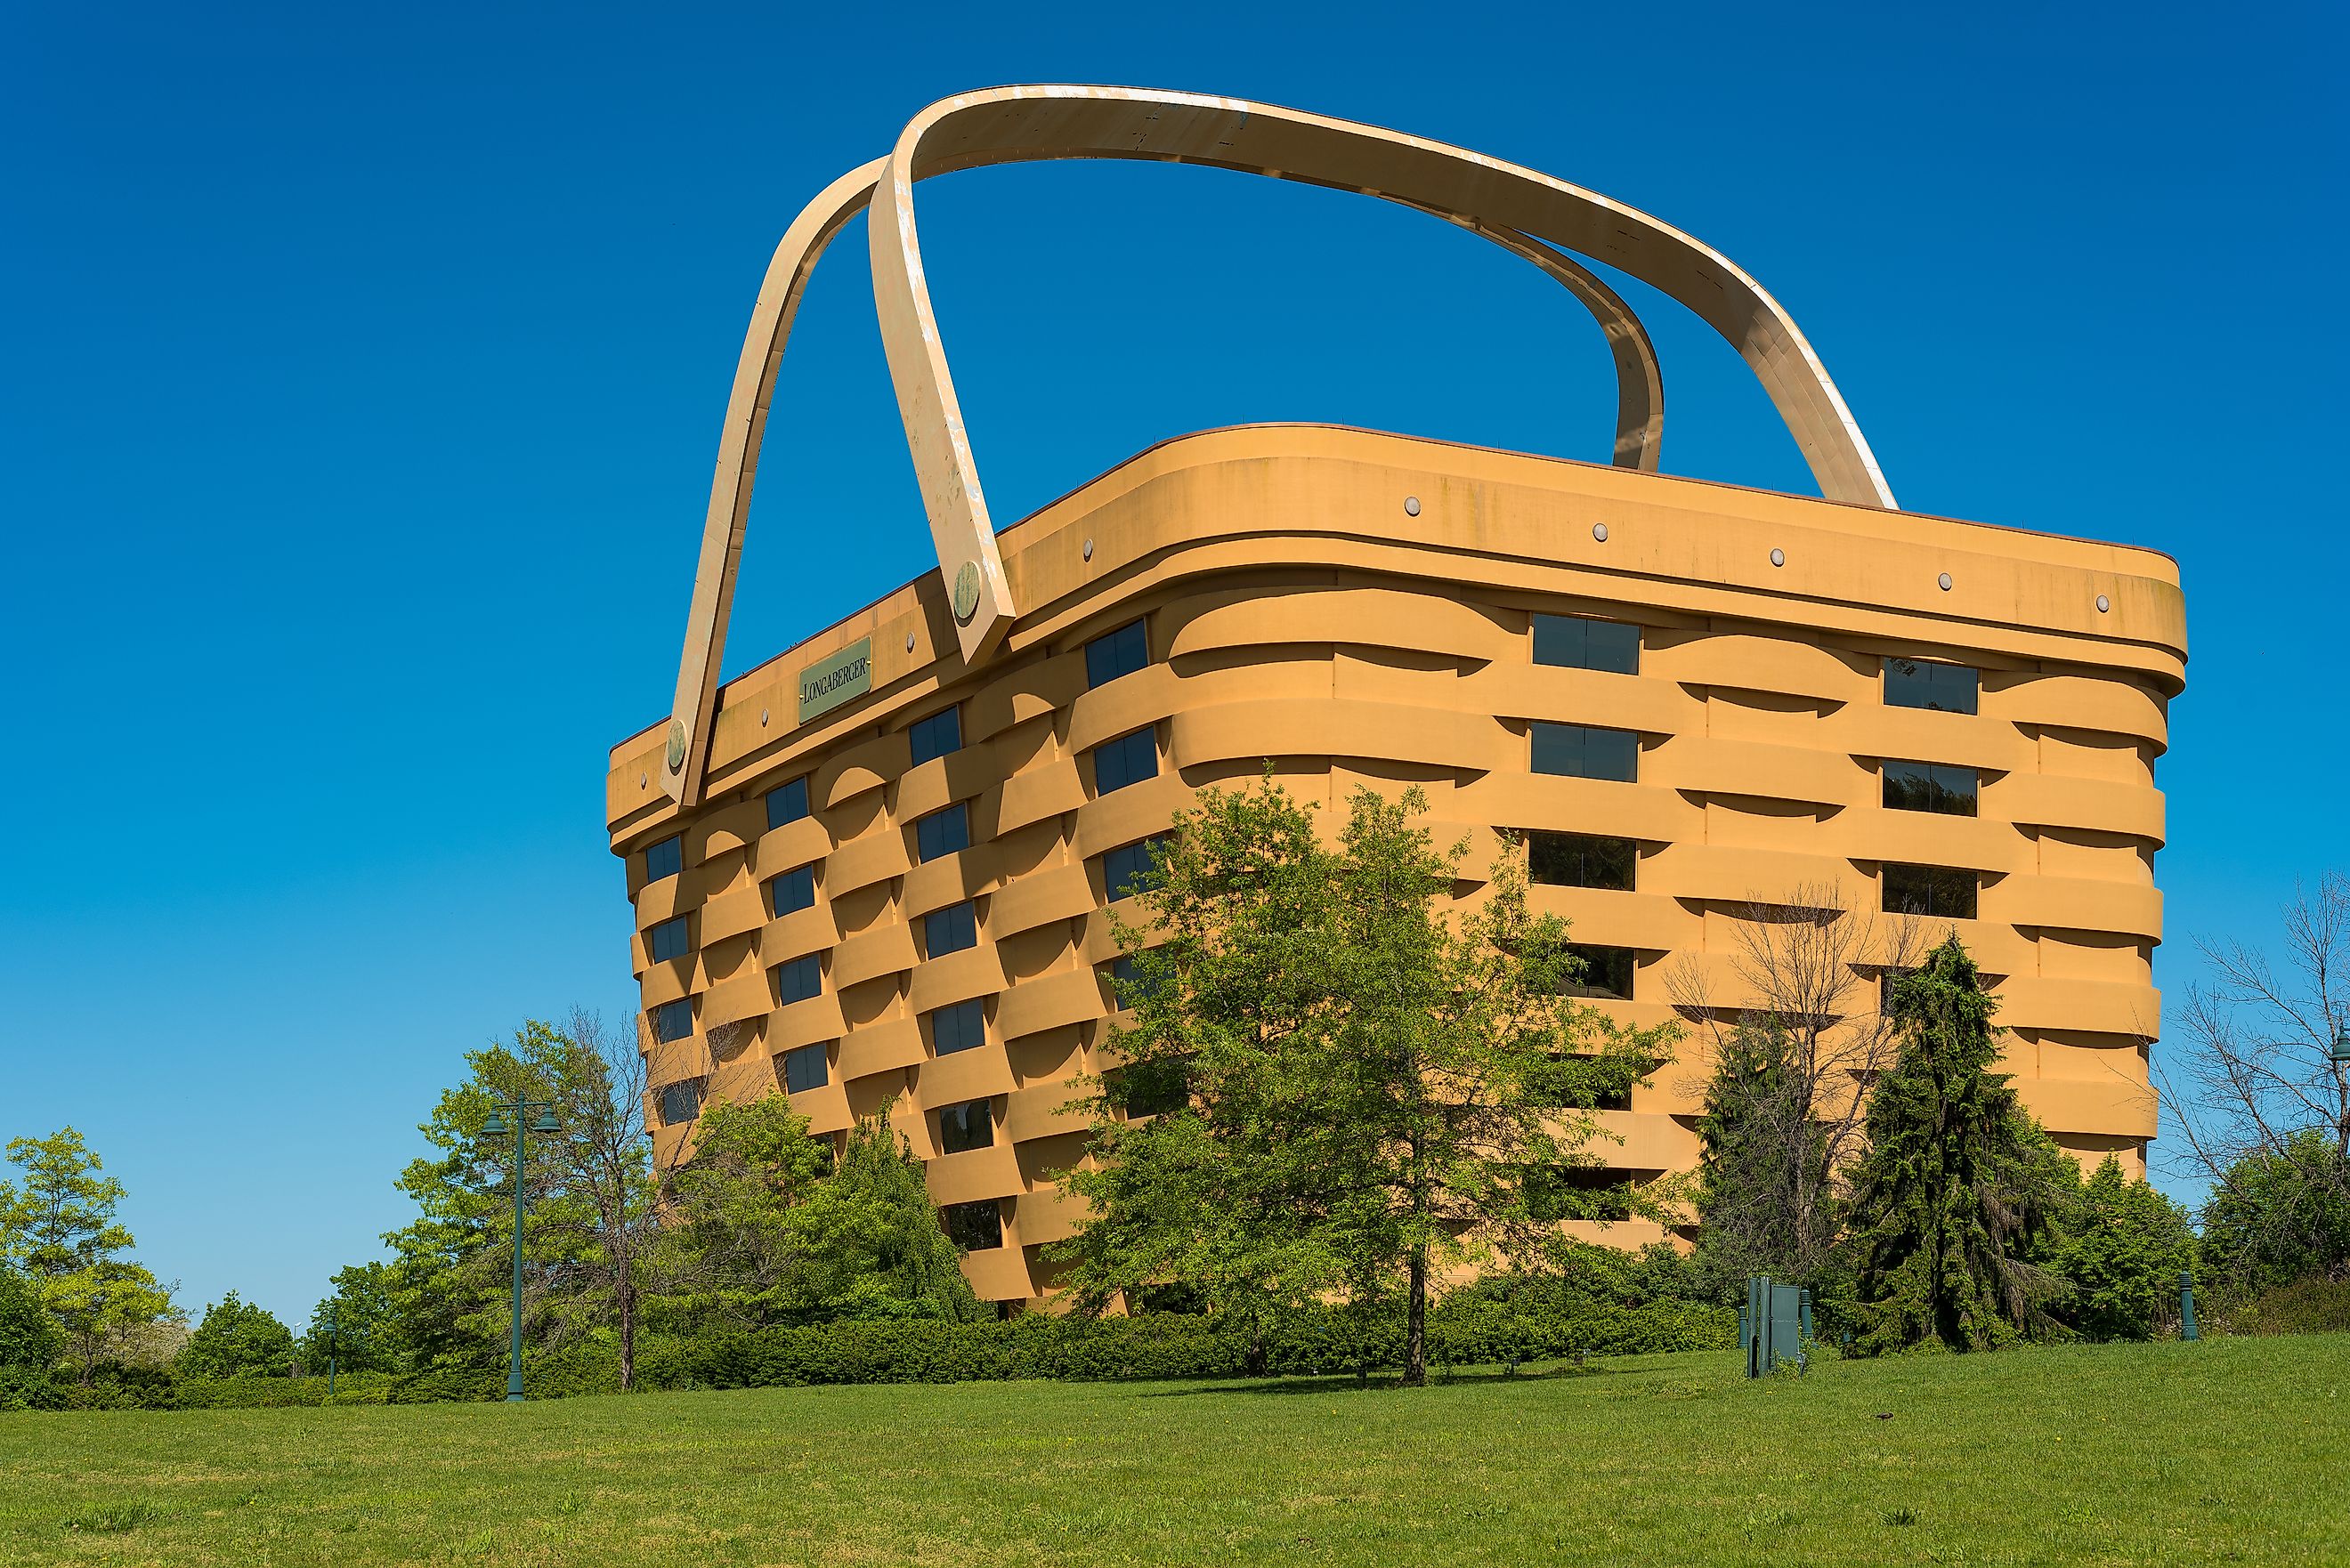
662, 134, 1671, 805
869, 85, 1896, 670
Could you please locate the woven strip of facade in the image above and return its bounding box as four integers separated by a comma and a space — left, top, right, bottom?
607, 421, 2185, 1308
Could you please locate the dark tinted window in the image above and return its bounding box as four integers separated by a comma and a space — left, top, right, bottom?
1883, 760, 1978, 816
939, 1098, 994, 1154
1526, 1165, 1636, 1223
1107, 953, 1167, 1008
1534, 614, 1640, 675
647, 916, 690, 964
941, 1198, 1002, 1251
925, 901, 977, 958
1528, 831, 1637, 891
931, 998, 985, 1055
650, 998, 693, 1043
1884, 658, 1979, 715
644, 834, 683, 883
908, 707, 961, 768
1883, 863, 1978, 919
1092, 727, 1159, 795
765, 778, 810, 829
781, 1043, 829, 1095
770, 864, 816, 917
1563, 943, 1637, 1000
1102, 836, 1169, 901
1085, 620, 1149, 689
658, 1079, 701, 1124
915, 803, 970, 862
774, 953, 822, 1005
1532, 723, 1639, 782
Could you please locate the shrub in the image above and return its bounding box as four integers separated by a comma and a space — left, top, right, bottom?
2228, 1276, 2350, 1338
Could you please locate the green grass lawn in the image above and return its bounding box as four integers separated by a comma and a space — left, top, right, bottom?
2, 1336, 2342, 1567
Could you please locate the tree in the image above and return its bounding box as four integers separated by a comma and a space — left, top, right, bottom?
302, 1263, 403, 1376
2199, 1130, 2350, 1297
1846, 935, 2069, 1352
2049, 1155, 2198, 1341
1058, 776, 1676, 1386
2160, 876, 2350, 1293
0, 1128, 178, 1383
390, 1014, 666, 1389
1671, 886, 1926, 1294
178, 1292, 296, 1378
660, 1095, 979, 1327
0, 1264, 61, 1374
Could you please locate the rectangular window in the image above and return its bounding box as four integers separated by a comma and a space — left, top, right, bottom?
770, 863, 817, 917
1563, 943, 1637, 1000
941, 1197, 1002, 1251
644, 834, 683, 883
649, 998, 693, 1043
1107, 952, 1167, 1007
1534, 614, 1640, 675
907, 706, 962, 768
1092, 727, 1159, 795
1527, 1166, 1635, 1223
1101, 836, 1169, 901
781, 1042, 829, 1095
1528, 831, 1637, 891
915, 803, 970, 862
1531, 722, 1638, 782
1883, 863, 1979, 919
1883, 760, 1979, 817
925, 901, 978, 958
938, 1097, 994, 1154
1884, 657, 1979, 715
765, 778, 810, 829
774, 953, 823, 1006
647, 916, 690, 964
930, 998, 986, 1056
1085, 619, 1149, 689
659, 1079, 701, 1125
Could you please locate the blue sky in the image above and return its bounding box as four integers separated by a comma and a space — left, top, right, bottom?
2, 2, 2341, 1328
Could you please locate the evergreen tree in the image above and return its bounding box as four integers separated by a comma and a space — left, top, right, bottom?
1846, 935, 2067, 1352
178, 1292, 296, 1378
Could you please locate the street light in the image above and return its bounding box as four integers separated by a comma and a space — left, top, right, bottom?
479, 1095, 560, 1402
2330, 1022, 2350, 1067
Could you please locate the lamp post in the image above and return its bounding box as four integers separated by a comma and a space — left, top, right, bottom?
326, 1305, 336, 1398
2330, 1023, 2350, 1068
479, 1095, 560, 1402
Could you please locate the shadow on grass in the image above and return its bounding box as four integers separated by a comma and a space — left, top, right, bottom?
1139, 1360, 1626, 1398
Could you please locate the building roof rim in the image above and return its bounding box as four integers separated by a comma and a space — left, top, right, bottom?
612, 421, 2176, 756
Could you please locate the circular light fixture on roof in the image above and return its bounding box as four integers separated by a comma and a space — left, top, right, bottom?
1403, 496, 1421, 517
1770, 548, 1785, 568
2096, 594, 2111, 613
1592, 523, 1609, 542
1938, 572, 1954, 591
1082, 537, 1094, 561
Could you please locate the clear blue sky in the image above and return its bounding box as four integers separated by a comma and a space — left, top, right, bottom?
3, 2, 2341, 1329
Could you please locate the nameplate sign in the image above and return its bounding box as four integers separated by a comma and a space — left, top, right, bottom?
797, 638, 871, 725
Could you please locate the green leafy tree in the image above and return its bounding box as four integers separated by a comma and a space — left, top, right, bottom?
301, 1262, 402, 1375
0, 1264, 61, 1373
1692, 1017, 1829, 1291
391, 1013, 664, 1388
1058, 776, 1676, 1386
1846, 936, 2070, 1352
0, 1128, 178, 1383
660, 1095, 978, 1326
178, 1291, 297, 1378
2199, 1129, 2350, 1297
2050, 1155, 2198, 1340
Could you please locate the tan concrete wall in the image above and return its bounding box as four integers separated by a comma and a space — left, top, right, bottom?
608, 424, 2185, 1303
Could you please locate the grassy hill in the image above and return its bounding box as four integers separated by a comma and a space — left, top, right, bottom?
2, 1334, 2342, 1566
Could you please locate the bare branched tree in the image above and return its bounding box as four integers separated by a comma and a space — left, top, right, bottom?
531, 1008, 669, 1392
1668, 882, 1931, 1280
2159, 875, 2350, 1284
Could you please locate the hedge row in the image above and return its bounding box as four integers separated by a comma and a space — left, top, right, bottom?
20, 1299, 1738, 1409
